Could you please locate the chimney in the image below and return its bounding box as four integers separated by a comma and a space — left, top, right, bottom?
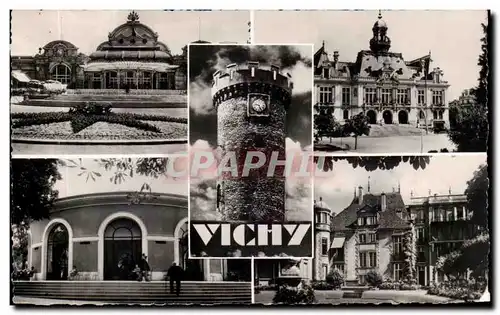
358, 186, 363, 204
381, 193, 387, 211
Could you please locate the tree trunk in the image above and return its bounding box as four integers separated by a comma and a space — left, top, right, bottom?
354, 136, 358, 150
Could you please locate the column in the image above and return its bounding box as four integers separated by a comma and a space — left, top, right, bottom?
100, 72, 104, 89
453, 207, 457, 221
136, 70, 139, 90
117, 70, 121, 89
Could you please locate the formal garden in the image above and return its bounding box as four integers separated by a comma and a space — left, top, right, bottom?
11, 102, 187, 142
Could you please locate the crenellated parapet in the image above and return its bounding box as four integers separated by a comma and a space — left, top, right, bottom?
211, 62, 293, 108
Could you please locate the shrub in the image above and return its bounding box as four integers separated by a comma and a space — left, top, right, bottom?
325, 269, 344, 289
379, 281, 399, 290
365, 271, 383, 288
273, 281, 316, 304
427, 278, 487, 301
311, 280, 335, 290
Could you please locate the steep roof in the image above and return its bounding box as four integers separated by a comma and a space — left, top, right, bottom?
331, 192, 410, 232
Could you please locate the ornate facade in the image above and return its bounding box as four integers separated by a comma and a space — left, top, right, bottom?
314, 12, 450, 130
27, 192, 249, 282
11, 11, 188, 90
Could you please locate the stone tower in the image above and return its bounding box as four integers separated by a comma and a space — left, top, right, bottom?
212, 61, 293, 222
314, 197, 332, 280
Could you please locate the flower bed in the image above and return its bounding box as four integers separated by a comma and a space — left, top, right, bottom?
11, 105, 187, 141
378, 280, 421, 291
427, 278, 487, 301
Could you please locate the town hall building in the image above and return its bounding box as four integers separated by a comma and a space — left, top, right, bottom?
314, 12, 450, 130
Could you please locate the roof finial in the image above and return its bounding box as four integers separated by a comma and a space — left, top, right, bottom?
128, 11, 139, 22
398, 181, 401, 192
449, 186, 452, 195
367, 176, 371, 193
378, 9, 382, 19
322, 40, 325, 48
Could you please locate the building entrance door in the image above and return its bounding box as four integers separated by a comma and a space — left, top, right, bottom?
46, 224, 69, 280
103, 218, 142, 280
418, 266, 426, 286
366, 110, 377, 124
383, 110, 393, 124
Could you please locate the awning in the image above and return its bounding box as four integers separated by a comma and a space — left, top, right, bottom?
83, 61, 179, 73
330, 237, 345, 249
11, 70, 31, 83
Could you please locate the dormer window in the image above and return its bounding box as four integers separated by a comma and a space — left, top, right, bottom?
323, 68, 329, 79
358, 215, 378, 226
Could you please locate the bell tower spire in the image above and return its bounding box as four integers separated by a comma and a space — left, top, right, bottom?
369, 10, 391, 54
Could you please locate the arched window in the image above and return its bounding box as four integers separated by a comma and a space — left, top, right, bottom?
46, 224, 69, 280
51, 64, 71, 84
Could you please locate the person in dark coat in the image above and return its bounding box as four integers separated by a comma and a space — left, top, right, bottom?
167, 262, 184, 296
139, 253, 151, 282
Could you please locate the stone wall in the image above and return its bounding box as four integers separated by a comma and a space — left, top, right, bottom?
73, 241, 98, 272
148, 240, 174, 272
344, 232, 357, 281
216, 92, 287, 221
378, 230, 393, 279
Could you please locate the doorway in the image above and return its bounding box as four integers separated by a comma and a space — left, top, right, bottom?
418, 266, 426, 286
398, 110, 409, 124
383, 110, 393, 124
366, 110, 377, 124
46, 224, 69, 280
103, 218, 142, 280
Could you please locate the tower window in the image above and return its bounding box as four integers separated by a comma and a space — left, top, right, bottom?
321, 238, 328, 255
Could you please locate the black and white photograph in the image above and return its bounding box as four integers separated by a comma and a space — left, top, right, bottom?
253, 154, 490, 305
10, 10, 250, 155
188, 44, 314, 258
255, 10, 489, 154
10, 158, 252, 305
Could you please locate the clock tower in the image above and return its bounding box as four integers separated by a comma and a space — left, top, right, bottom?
212, 61, 293, 222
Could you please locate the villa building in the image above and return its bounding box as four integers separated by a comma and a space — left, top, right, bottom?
255, 184, 476, 287
313, 12, 450, 130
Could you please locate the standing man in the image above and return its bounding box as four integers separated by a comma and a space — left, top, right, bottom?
139, 253, 151, 281
167, 262, 184, 296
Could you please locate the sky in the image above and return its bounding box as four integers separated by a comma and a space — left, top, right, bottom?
314, 154, 487, 216
10, 10, 250, 56
54, 159, 188, 198
254, 10, 488, 101
188, 44, 313, 149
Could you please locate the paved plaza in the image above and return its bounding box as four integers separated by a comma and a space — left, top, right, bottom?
315, 133, 457, 154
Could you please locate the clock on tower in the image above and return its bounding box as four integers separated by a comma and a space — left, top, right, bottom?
248, 93, 270, 117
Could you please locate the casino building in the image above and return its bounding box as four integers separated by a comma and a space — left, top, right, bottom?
11, 11, 187, 90
27, 192, 249, 282
314, 12, 450, 130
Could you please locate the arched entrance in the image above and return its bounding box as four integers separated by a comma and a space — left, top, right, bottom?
366, 110, 377, 124
383, 110, 393, 124
419, 110, 426, 120
50, 64, 71, 85
177, 220, 204, 280
103, 218, 142, 280
398, 110, 409, 124
46, 224, 69, 280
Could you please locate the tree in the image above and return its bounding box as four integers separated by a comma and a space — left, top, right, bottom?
448, 21, 489, 152
465, 164, 488, 230
314, 156, 431, 172
403, 226, 417, 282
11, 159, 61, 225
313, 108, 341, 143
342, 113, 370, 150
